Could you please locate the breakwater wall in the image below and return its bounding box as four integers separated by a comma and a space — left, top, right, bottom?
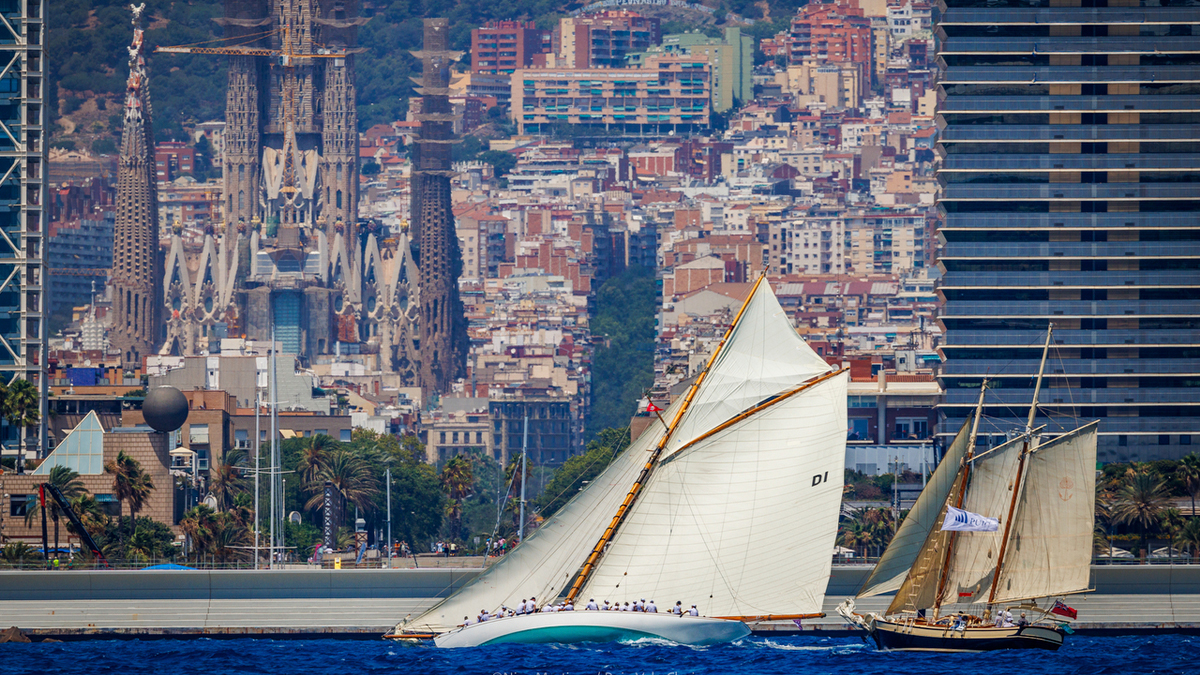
1, 565, 1199, 639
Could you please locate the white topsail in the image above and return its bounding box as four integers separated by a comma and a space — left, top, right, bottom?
663, 278, 832, 458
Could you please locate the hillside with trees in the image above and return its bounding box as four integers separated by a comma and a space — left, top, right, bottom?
49, 0, 800, 151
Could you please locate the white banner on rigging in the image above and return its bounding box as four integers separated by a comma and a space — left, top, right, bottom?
940, 505, 999, 532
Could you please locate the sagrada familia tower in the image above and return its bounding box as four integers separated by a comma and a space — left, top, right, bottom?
146, 4, 467, 398
110, 5, 163, 370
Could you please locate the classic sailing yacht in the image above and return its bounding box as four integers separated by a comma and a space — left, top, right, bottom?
837, 327, 1098, 652
386, 277, 849, 647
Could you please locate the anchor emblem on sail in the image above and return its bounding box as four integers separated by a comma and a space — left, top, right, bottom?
1058, 477, 1074, 501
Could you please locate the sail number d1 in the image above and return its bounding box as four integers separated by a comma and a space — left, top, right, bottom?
812, 471, 829, 486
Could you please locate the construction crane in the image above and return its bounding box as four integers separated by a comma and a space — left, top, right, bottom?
154, 26, 350, 210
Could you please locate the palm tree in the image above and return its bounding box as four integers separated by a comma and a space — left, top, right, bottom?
1178, 454, 1200, 518
441, 455, 474, 540
1, 541, 38, 566
24, 465, 87, 557
105, 450, 154, 550
209, 448, 249, 511
5, 378, 39, 466
838, 519, 870, 557
67, 494, 110, 540
180, 505, 219, 560
1175, 518, 1200, 562
1111, 471, 1173, 558
304, 449, 379, 517
297, 434, 337, 486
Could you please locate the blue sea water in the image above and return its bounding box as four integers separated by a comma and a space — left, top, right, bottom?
2, 634, 1198, 675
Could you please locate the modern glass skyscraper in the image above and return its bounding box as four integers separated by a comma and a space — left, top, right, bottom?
935, 0, 1200, 462
0, 0, 48, 468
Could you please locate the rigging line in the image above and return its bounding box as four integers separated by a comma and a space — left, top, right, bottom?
166, 27, 280, 49
536, 426, 631, 519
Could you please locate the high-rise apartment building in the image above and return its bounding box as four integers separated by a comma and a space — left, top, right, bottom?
936, 0, 1200, 462
0, 0, 48, 467
471, 21, 549, 74
558, 10, 661, 69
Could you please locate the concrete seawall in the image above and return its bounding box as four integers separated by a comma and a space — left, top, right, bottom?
1, 565, 1198, 639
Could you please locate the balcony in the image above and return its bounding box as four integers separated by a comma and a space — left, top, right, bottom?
942, 153, 1200, 171
941, 95, 1200, 113
941, 212, 1200, 228
941, 299, 1200, 317
939, 271, 1200, 288
940, 124, 1199, 143
939, 7, 1200, 25
942, 65, 1200, 85
942, 329, 1200, 348
941, 183, 1200, 201
941, 242, 1200, 258
939, 358, 1200, 376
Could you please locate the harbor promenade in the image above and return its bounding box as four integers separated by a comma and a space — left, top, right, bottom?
1, 564, 1199, 639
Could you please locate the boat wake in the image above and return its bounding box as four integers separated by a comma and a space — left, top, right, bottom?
750, 638, 868, 653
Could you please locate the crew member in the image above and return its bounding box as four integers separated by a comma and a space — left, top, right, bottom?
646, 600, 658, 613
688, 605, 699, 616
586, 599, 599, 611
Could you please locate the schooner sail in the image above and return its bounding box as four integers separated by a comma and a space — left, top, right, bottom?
839, 326, 1099, 652
392, 277, 848, 646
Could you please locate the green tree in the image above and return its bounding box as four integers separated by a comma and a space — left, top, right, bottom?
24, 465, 87, 557
1111, 471, 1173, 557
1, 541, 39, 566
7, 378, 40, 466
479, 150, 517, 178
1175, 518, 1200, 562
587, 267, 656, 441
297, 434, 338, 486
536, 428, 630, 519
105, 450, 154, 548
441, 455, 475, 540
390, 455, 444, 553
209, 448, 249, 511
304, 449, 379, 517
1178, 453, 1200, 518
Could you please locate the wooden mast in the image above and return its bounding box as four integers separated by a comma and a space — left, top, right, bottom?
932, 380, 988, 617
563, 273, 768, 605
987, 325, 1054, 606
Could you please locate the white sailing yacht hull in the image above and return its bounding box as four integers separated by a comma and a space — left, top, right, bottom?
433, 612, 751, 648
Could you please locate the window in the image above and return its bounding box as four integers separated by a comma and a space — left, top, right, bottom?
440, 432, 447, 443
9, 494, 33, 517
96, 494, 121, 517
340, 429, 352, 442
189, 424, 209, 445
895, 418, 930, 441
235, 429, 249, 449
315, 429, 328, 437
1118, 435, 1128, 447
260, 430, 267, 441
848, 418, 871, 441
1160, 435, 1171, 446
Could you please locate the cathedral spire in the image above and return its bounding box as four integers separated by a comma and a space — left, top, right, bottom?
110, 3, 164, 369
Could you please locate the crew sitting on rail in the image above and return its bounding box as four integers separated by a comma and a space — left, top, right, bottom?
602, 600, 612, 610
688, 605, 699, 616
672, 601, 683, 615
586, 599, 599, 610
646, 600, 657, 613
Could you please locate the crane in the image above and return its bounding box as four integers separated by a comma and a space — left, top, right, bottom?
154, 26, 349, 212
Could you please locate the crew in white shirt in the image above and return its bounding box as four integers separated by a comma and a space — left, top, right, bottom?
646, 600, 658, 613
602, 600, 612, 610
688, 605, 699, 616
586, 599, 599, 610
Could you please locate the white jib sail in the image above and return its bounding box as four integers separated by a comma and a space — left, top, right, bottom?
991, 422, 1098, 604
858, 414, 973, 599
938, 435, 1026, 606
579, 371, 848, 618
664, 279, 831, 459
406, 396, 686, 634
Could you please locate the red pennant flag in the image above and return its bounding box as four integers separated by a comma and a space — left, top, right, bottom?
958, 592, 974, 598
646, 401, 663, 413
1050, 600, 1077, 619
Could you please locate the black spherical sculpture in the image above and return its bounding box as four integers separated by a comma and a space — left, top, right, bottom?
142, 386, 189, 433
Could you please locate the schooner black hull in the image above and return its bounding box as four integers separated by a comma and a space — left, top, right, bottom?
870, 619, 1064, 652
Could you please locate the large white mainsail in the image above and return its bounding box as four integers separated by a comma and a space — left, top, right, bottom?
578, 370, 847, 617
406, 396, 686, 633
663, 277, 832, 458
858, 414, 974, 599
991, 422, 1098, 604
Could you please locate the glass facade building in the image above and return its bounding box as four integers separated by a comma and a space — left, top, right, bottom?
0, 0, 47, 465
935, 0, 1200, 462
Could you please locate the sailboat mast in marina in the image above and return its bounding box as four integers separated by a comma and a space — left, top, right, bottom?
838, 325, 1099, 652
388, 277, 850, 647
